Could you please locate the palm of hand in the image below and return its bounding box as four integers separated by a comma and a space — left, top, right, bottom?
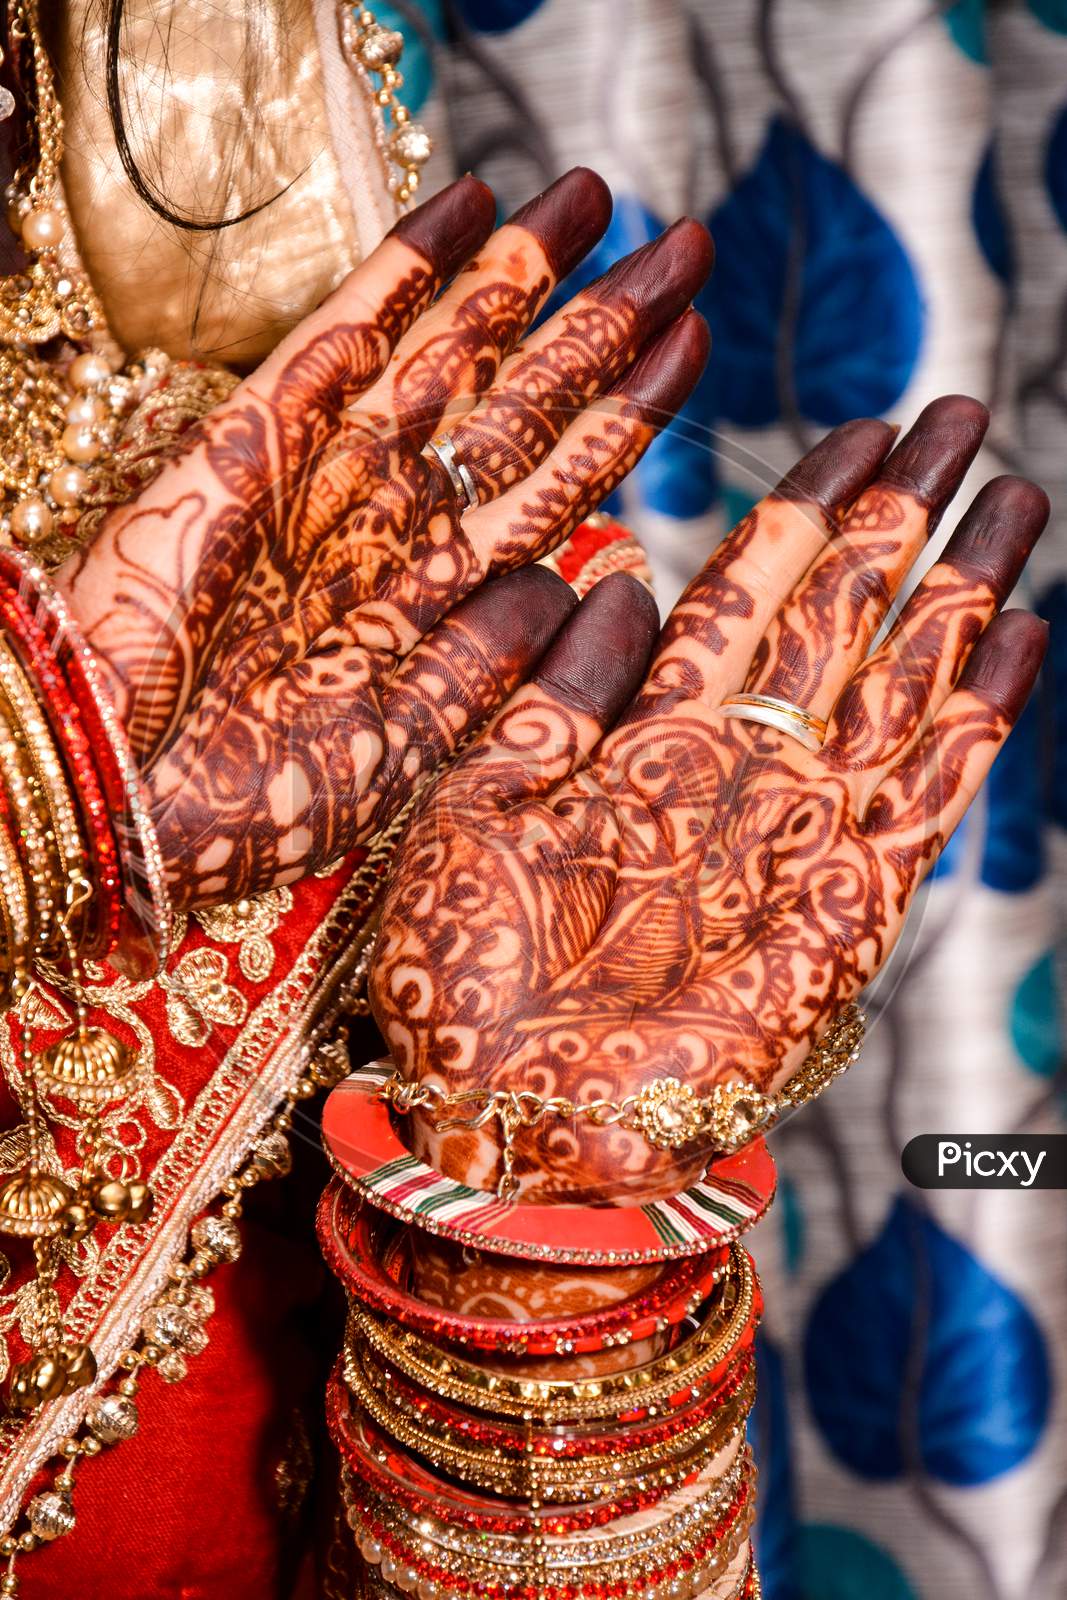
372, 399, 1049, 1202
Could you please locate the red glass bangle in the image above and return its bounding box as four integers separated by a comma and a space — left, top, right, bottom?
318, 1180, 729, 1356
0, 578, 122, 956
323, 1069, 777, 1266
327, 1367, 724, 1536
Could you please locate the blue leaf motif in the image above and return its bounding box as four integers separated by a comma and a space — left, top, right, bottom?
981, 698, 1044, 891
1010, 951, 1064, 1077
972, 142, 1014, 283
1045, 103, 1067, 236
703, 117, 924, 428
372, 2, 442, 113
797, 1526, 919, 1600
804, 1196, 1051, 1485
943, 0, 988, 63
1029, 0, 1067, 33
453, 0, 548, 32
751, 1335, 801, 1600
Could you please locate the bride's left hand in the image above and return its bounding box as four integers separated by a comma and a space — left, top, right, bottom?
55, 171, 712, 908
370, 396, 1049, 1203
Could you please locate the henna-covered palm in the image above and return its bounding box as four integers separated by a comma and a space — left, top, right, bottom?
370, 397, 1049, 1204
55, 171, 713, 908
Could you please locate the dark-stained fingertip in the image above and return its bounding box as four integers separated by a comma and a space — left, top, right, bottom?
879, 394, 989, 525
455, 562, 580, 656
390, 174, 497, 277
617, 309, 711, 417
591, 218, 714, 328
507, 167, 614, 278
942, 473, 1050, 596
535, 570, 659, 726
773, 418, 897, 510
957, 609, 1047, 722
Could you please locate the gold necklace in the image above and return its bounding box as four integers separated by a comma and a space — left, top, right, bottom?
0, 2, 432, 566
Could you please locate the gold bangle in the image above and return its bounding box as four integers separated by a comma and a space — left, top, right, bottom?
0, 811, 29, 968
0, 640, 84, 880
348, 1244, 754, 1423
0, 698, 57, 952
346, 1343, 755, 1499
341, 1450, 757, 1590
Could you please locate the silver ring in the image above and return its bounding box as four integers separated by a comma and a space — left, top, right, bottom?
426, 433, 478, 512
720, 692, 827, 753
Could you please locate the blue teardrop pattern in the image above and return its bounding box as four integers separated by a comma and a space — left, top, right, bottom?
703, 117, 924, 429
372, 2, 442, 113
804, 1196, 1051, 1485
797, 1525, 919, 1600
1044, 102, 1067, 235
777, 1170, 806, 1274
1029, 0, 1067, 33
452, 0, 549, 33
750, 1335, 801, 1600
1010, 951, 1064, 1077
943, 0, 988, 63
972, 142, 1015, 283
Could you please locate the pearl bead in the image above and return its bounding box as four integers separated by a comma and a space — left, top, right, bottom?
380, 1555, 397, 1583
20, 207, 64, 250
68, 351, 112, 390
61, 424, 102, 463
417, 1583, 440, 1600
64, 393, 106, 427
397, 1568, 420, 1594
47, 465, 89, 506
10, 497, 53, 543
358, 1536, 382, 1565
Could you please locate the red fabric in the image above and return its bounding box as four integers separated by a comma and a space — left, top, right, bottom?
8, 520, 642, 1596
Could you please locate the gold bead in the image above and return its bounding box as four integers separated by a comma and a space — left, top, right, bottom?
124, 1181, 154, 1224
46, 465, 89, 507
20, 207, 64, 250
0, 1534, 16, 1556
396, 186, 411, 205
88, 1178, 131, 1222
80, 1436, 101, 1457
17, 1534, 37, 1553
9, 497, 53, 545
68, 351, 111, 390
0, 1169, 73, 1237
57, 1341, 97, 1394
39, 1027, 135, 1104
60, 423, 101, 464
0, 1569, 18, 1592
9, 1352, 66, 1410
57, 1202, 94, 1242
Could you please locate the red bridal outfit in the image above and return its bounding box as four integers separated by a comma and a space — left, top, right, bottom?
0, 3, 650, 1594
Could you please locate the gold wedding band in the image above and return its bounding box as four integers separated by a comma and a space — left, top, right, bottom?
720, 692, 827, 752
426, 433, 478, 511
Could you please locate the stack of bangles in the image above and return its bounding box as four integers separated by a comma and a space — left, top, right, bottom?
0, 549, 171, 1409
319, 1012, 866, 1598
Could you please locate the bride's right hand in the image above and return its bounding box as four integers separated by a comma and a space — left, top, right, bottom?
53, 170, 713, 909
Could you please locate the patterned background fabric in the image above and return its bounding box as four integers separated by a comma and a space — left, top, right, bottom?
376, 2, 1067, 1595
